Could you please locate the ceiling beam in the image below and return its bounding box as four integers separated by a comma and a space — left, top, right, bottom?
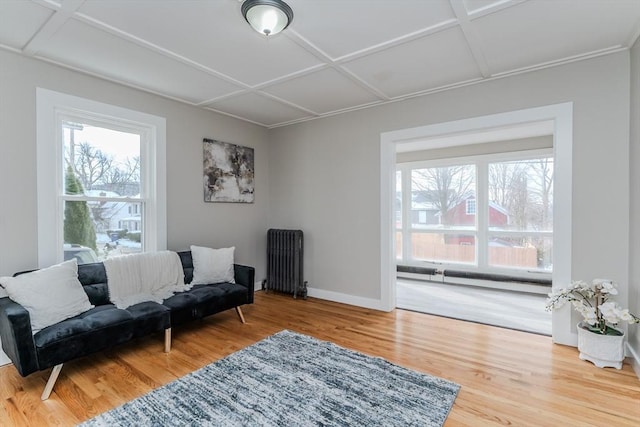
284, 29, 392, 101
449, 0, 492, 78
465, 0, 528, 20
23, 0, 86, 56
627, 21, 640, 47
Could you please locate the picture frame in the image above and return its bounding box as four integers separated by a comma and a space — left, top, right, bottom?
203, 138, 254, 203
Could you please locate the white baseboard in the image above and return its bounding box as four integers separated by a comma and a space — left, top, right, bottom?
626, 342, 640, 380
306, 287, 385, 311
255, 281, 385, 311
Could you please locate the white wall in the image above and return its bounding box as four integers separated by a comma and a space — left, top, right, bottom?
629, 39, 640, 373
0, 49, 270, 279
268, 52, 631, 319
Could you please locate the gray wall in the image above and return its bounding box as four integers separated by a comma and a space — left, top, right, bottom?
629, 39, 640, 369
268, 52, 631, 315
0, 45, 636, 366
0, 49, 270, 280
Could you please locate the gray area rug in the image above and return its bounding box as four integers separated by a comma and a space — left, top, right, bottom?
80, 330, 460, 427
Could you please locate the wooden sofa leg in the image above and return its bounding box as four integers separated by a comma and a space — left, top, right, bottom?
41, 364, 63, 401
235, 306, 246, 324
164, 328, 171, 353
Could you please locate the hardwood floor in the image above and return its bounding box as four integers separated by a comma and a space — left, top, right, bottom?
1, 291, 639, 426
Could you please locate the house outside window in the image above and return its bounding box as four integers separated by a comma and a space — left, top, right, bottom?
396, 149, 553, 276
37, 89, 166, 266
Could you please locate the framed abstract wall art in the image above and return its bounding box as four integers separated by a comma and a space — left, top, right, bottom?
203, 138, 254, 203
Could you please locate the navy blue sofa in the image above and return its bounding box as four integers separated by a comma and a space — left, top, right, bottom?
0, 250, 254, 400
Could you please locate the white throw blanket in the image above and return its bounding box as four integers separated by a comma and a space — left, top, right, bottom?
104, 251, 192, 309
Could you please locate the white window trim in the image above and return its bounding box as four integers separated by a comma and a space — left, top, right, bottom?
36, 88, 166, 268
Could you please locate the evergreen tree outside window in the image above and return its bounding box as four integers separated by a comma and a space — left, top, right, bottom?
63, 166, 97, 251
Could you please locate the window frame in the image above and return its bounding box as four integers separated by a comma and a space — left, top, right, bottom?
396, 148, 553, 280
36, 88, 166, 268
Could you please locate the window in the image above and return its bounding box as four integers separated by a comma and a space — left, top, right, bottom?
466, 199, 476, 215
397, 149, 553, 276
37, 89, 166, 267
61, 120, 143, 262
487, 157, 553, 271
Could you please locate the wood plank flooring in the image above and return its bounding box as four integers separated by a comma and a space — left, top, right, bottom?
1, 291, 638, 426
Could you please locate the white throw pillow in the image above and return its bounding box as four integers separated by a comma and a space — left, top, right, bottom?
190, 245, 235, 285
0, 259, 94, 334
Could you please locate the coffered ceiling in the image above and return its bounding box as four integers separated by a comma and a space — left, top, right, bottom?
1, 0, 639, 128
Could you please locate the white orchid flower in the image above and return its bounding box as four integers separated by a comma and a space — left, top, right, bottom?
599, 301, 621, 324
545, 278, 638, 334
619, 309, 633, 322
598, 280, 618, 295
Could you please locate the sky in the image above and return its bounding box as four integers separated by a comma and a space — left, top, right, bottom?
63, 122, 140, 162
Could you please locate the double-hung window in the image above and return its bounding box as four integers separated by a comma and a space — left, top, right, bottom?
37, 89, 166, 266
396, 149, 553, 277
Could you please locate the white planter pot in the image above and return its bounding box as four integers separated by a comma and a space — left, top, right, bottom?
576, 322, 625, 369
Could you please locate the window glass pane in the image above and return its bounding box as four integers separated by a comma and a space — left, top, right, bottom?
395, 170, 402, 228
488, 158, 553, 232
61, 121, 143, 263
63, 121, 141, 197
395, 231, 402, 260
63, 200, 99, 264
488, 235, 552, 272
411, 165, 476, 230
412, 232, 476, 264
63, 200, 143, 263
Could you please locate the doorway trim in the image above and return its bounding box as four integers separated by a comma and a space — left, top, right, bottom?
380, 102, 575, 346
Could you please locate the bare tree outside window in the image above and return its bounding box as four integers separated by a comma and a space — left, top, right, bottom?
528, 158, 554, 232
488, 161, 527, 229
411, 165, 475, 227
70, 142, 113, 191
488, 158, 553, 232
488, 157, 554, 270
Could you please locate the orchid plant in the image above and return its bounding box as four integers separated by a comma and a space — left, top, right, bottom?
545, 279, 640, 335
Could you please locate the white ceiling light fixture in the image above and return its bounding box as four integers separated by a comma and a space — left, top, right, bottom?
242, 0, 294, 36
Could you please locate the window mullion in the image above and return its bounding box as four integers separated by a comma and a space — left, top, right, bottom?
401, 165, 412, 263
476, 160, 489, 269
